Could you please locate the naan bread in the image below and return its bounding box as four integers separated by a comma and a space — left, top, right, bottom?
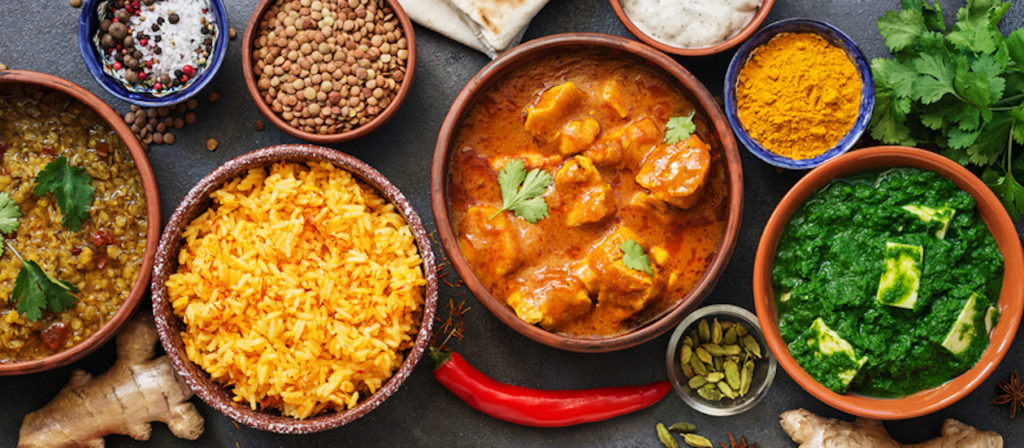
397, 0, 494, 56
445, 0, 550, 52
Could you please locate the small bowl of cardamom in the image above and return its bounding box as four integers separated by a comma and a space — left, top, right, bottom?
665, 304, 776, 416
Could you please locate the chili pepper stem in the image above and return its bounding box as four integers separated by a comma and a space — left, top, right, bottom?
429, 346, 452, 370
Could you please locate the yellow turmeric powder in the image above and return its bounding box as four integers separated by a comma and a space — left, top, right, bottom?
736, 32, 861, 160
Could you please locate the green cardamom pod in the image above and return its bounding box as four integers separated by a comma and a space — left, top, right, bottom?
697, 383, 723, 401
722, 326, 737, 345
722, 344, 742, 356
741, 359, 754, 396
688, 375, 707, 389
717, 380, 736, 399
681, 362, 694, 379
668, 422, 697, 433
683, 433, 714, 448
724, 360, 741, 391
712, 318, 722, 345
681, 344, 693, 365
695, 346, 713, 364
735, 323, 748, 337
742, 335, 761, 358
683, 335, 693, 348
698, 319, 710, 343
701, 344, 725, 357
689, 353, 708, 376
657, 423, 679, 448
705, 372, 724, 383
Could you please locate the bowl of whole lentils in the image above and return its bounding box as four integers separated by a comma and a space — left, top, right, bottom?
243, 0, 416, 143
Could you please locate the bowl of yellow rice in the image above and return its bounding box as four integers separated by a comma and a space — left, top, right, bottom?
150, 144, 437, 433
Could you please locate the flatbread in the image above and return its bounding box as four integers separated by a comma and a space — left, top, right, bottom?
397, 0, 495, 57
445, 0, 550, 52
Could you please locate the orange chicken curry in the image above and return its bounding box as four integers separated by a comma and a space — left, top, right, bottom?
448, 51, 729, 337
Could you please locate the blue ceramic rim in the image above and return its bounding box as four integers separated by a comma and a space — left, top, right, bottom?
723, 18, 876, 170
77, 0, 229, 107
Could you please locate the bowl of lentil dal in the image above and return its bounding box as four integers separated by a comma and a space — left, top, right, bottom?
241, 0, 416, 144
0, 70, 160, 375
724, 19, 875, 170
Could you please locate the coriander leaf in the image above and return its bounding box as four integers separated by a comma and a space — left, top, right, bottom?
948, 127, 982, 149
967, 112, 1012, 166
620, 239, 653, 275
1010, 107, 1024, 145
872, 58, 917, 99
870, 89, 917, 145
11, 259, 78, 322
949, 105, 982, 131
984, 169, 1024, 220
919, 108, 947, 130
912, 53, 956, 104
33, 156, 94, 232
491, 160, 551, 224
970, 54, 1007, 102
1007, 29, 1024, 68
664, 113, 696, 144
878, 7, 927, 52
0, 192, 21, 235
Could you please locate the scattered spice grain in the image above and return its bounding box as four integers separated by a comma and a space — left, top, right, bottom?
735, 32, 861, 160
0, 63, 8, 70
206, 138, 218, 151
70, 0, 82, 8
208, 91, 219, 103
229, 27, 237, 40
254, 120, 266, 131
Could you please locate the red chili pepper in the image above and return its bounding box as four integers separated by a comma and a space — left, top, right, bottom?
431, 349, 671, 427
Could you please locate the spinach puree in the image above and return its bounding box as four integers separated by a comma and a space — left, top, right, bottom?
773, 168, 1003, 397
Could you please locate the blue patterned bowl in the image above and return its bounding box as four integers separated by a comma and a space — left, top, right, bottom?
724, 19, 875, 170
77, 0, 228, 107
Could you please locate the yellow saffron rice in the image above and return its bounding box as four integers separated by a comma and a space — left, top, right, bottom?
166, 161, 425, 419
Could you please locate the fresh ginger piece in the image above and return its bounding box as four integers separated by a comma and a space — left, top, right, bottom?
780, 408, 1003, 448
18, 313, 204, 448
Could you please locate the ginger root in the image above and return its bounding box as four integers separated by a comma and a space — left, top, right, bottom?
780, 409, 1002, 448
18, 313, 204, 448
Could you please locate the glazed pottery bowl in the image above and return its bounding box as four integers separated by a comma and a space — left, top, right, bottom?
241, 0, 416, 144
724, 19, 875, 170
666, 304, 776, 416
0, 70, 161, 375
753, 146, 1024, 419
150, 144, 437, 433
609, 0, 775, 56
431, 33, 744, 353
77, 0, 229, 107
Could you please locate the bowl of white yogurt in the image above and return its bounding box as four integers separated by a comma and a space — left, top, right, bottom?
610, 0, 775, 56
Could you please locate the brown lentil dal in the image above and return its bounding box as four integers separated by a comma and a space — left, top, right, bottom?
0, 87, 147, 362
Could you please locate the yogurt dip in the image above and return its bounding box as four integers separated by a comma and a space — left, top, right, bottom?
621, 0, 762, 49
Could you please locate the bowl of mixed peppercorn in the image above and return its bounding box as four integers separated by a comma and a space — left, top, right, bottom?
77, 0, 229, 106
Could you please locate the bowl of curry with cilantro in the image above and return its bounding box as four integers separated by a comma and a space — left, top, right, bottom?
431, 34, 743, 352
0, 71, 160, 375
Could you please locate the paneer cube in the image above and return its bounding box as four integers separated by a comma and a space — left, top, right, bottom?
635, 135, 711, 210
902, 204, 955, 239
552, 156, 614, 227
801, 317, 867, 393
941, 293, 980, 355
876, 242, 923, 309
458, 206, 522, 285
524, 82, 586, 141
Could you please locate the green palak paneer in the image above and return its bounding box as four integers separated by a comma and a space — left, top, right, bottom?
773, 168, 1003, 397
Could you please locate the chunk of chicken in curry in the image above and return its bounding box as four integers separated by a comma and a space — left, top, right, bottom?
449, 51, 729, 336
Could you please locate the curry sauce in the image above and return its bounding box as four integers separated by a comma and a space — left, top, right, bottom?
448, 51, 728, 337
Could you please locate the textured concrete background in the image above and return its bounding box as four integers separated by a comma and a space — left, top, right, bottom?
0, 0, 1022, 446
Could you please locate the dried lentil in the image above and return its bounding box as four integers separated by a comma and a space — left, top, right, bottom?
251, 0, 407, 135
206, 138, 218, 151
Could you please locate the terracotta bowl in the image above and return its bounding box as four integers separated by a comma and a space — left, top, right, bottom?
241, 0, 416, 144
430, 33, 744, 353
0, 70, 160, 375
753, 146, 1024, 420
150, 144, 437, 433
609, 0, 775, 56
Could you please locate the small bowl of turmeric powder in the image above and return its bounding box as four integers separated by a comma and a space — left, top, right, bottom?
724, 19, 875, 169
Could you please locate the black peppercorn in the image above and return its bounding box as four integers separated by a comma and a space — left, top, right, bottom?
168, 13, 179, 24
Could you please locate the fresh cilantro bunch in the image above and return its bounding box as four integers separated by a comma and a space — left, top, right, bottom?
871, 0, 1024, 218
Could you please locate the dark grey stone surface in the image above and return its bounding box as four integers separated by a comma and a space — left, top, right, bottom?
0, 0, 1022, 446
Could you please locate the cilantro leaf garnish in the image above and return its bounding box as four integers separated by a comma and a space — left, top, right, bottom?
0, 193, 21, 258
7, 245, 78, 322
869, 0, 1024, 219
620, 239, 653, 275
490, 159, 552, 223
33, 156, 94, 232
665, 113, 696, 144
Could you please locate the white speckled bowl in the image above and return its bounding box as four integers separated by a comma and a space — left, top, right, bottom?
150, 144, 437, 433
